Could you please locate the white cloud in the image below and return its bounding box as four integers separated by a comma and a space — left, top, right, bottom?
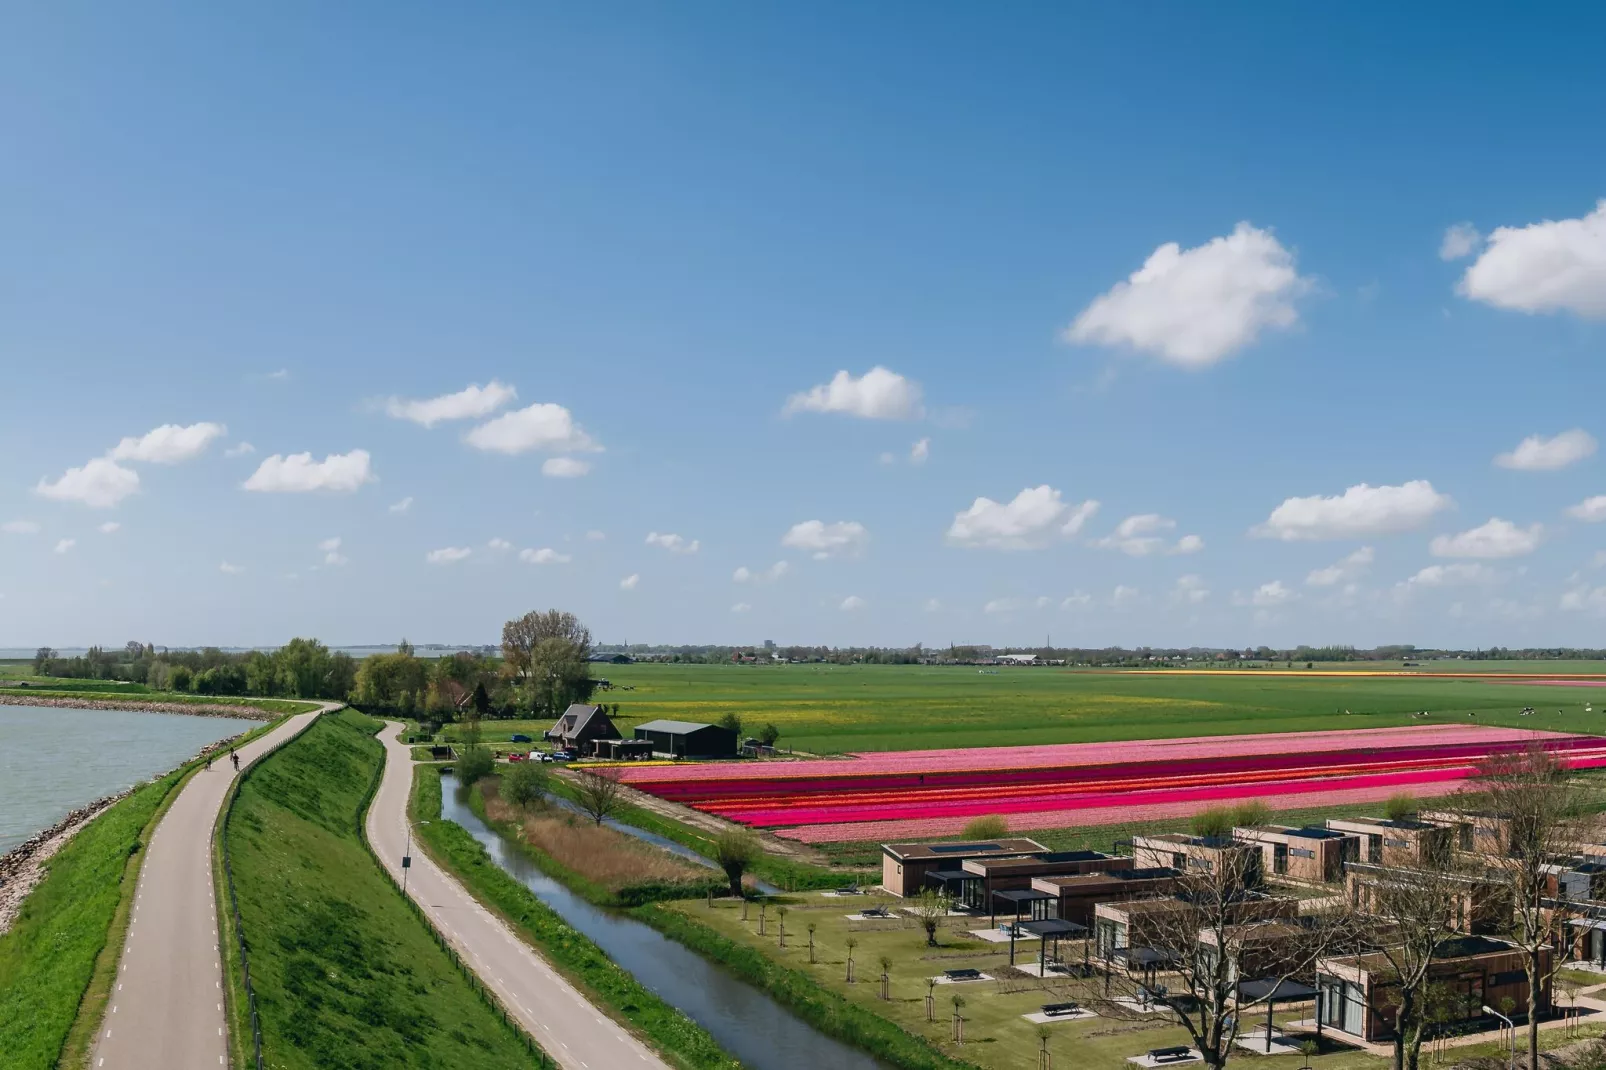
784, 367, 923, 420
1173, 534, 1204, 555
878, 451, 897, 466
585, 530, 606, 541
487, 537, 512, 551
924, 598, 944, 612
1439, 223, 1481, 261
781, 520, 868, 559
1458, 200, 1606, 317
1093, 514, 1202, 557
389, 496, 414, 514
646, 532, 699, 555
1110, 585, 1141, 608
1251, 580, 1295, 607
243, 450, 373, 494
839, 595, 867, 611
53, 538, 75, 555
426, 546, 472, 564
1173, 574, 1210, 605
1430, 518, 1542, 559
983, 597, 1026, 615
1253, 481, 1452, 541
319, 536, 348, 567
465, 403, 599, 455
909, 438, 931, 465
36, 458, 141, 509
1061, 591, 1093, 610
267, 369, 289, 381
1306, 546, 1374, 586
946, 486, 1099, 550
1064, 222, 1310, 368
224, 442, 256, 458
2, 520, 39, 534
387, 381, 517, 427
1402, 563, 1497, 589
219, 561, 244, 574
109, 422, 226, 464
319, 536, 342, 552
620, 573, 640, 591
98, 521, 120, 534
734, 561, 789, 584
1561, 585, 1606, 614
731, 602, 752, 613
1494, 429, 1597, 471
541, 457, 591, 478
519, 547, 571, 565
1567, 496, 1606, 522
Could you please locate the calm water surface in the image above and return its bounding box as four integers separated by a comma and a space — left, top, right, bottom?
0, 705, 257, 853
440, 775, 886, 1070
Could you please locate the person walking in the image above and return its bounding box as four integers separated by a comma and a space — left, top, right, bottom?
229, 749, 239, 772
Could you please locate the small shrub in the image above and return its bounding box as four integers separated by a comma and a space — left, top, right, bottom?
501, 761, 548, 811
960, 814, 1008, 840
455, 745, 494, 785
1383, 792, 1418, 823
1190, 806, 1234, 839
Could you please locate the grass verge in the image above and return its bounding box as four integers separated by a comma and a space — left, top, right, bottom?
0, 688, 318, 716
225, 709, 538, 1069
410, 765, 738, 1069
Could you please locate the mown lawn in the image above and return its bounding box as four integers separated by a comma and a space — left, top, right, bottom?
485, 663, 1606, 753
226, 709, 536, 1069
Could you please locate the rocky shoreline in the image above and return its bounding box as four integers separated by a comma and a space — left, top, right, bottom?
0, 693, 276, 721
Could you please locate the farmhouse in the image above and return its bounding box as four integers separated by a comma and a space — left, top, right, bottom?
632, 719, 739, 759
1316, 936, 1550, 1041
1326, 816, 1452, 868
545, 703, 620, 757
1234, 825, 1358, 884
1131, 833, 1264, 887
879, 838, 1049, 898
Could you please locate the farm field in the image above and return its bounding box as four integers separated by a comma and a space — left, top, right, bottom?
610, 724, 1606, 843
580, 662, 1606, 754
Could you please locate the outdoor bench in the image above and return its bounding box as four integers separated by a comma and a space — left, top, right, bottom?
1041, 1002, 1080, 1017
1148, 1046, 1192, 1063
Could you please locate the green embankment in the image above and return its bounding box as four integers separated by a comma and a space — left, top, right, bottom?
225, 709, 537, 1069
0, 687, 317, 716
410, 766, 739, 1070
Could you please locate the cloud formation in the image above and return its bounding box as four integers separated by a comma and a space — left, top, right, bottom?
1439, 223, 1481, 261
53, 538, 75, 555
387, 381, 516, 427
1093, 514, 1202, 556
781, 520, 868, 559
389, 496, 414, 514
646, 532, 699, 555
465, 403, 599, 455
519, 547, 571, 564
1254, 481, 1451, 541
734, 561, 789, 584
2, 520, 40, 534
37, 457, 141, 508
219, 561, 244, 574
784, 367, 923, 420
946, 486, 1099, 550
1458, 200, 1606, 317
99, 521, 120, 534
1251, 580, 1295, 606
110, 422, 226, 464
909, 438, 930, 465
243, 450, 373, 494
1306, 546, 1374, 586
426, 546, 472, 564
620, 573, 640, 590
541, 457, 591, 478
1494, 429, 1597, 471
1402, 563, 1497, 589
839, 595, 867, 611
1429, 518, 1542, 559
1065, 222, 1310, 368
319, 536, 348, 566
1567, 496, 1606, 522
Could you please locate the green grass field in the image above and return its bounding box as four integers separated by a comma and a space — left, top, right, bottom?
226, 709, 538, 1069
556, 663, 1606, 753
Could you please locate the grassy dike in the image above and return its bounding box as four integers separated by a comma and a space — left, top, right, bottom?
224, 710, 537, 1069
0, 717, 286, 1070
410, 765, 739, 1070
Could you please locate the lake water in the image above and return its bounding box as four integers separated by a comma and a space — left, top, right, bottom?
440, 775, 887, 1070
0, 705, 258, 854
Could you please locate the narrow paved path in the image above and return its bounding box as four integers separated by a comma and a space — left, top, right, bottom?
369, 721, 668, 1070
92, 703, 332, 1070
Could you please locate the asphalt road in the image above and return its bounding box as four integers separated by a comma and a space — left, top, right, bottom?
91, 704, 330, 1070
368, 720, 669, 1070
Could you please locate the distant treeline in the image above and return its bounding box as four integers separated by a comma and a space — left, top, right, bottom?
599, 642, 1606, 665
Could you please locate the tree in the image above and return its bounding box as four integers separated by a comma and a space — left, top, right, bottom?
758, 723, 781, 747
32, 647, 55, 674
910, 888, 951, 947
718, 711, 744, 738
471, 681, 490, 716
1383, 792, 1418, 823
502, 760, 549, 812
713, 828, 761, 899
501, 610, 594, 715
1231, 800, 1271, 828
573, 768, 623, 827
1190, 805, 1235, 839
961, 814, 1009, 840
455, 745, 494, 785
1463, 744, 1601, 1070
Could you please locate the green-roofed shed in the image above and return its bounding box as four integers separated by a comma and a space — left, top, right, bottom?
632, 719, 738, 759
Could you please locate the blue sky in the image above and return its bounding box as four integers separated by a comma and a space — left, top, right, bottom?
5, 4, 1606, 649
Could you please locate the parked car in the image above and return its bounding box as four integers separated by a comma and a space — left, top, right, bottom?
552, 750, 574, 761
506, 752, 525, 762
511, 733, 532, 743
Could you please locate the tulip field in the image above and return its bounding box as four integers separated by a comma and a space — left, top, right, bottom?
607, 724, 1606, 844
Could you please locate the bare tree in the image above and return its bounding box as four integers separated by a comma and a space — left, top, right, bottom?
1461, 743, 1601, 1070
572, 768, 623, 827
909, 888, 951, 947
1098, 847, 1348, 1069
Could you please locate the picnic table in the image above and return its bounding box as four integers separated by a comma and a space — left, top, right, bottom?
944, 968, 983, 982
1148, 1046, 1192, 1064
1041, 1001, 1080, 1017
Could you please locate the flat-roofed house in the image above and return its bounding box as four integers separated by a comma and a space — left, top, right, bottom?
956, 850, 1135, 914
1094, 894, 1298, 962
1196, 919, 1315, 985
1131, 833, 1264, 888
1317, 936, 1549, 1041
1326, 817, 1452, 868
879, 838, 1049, 898
1419, 809, 1517, 859
1032, 867, 1182, 926
1234, 825, 1359, 884
1344, 863, 1513, 936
